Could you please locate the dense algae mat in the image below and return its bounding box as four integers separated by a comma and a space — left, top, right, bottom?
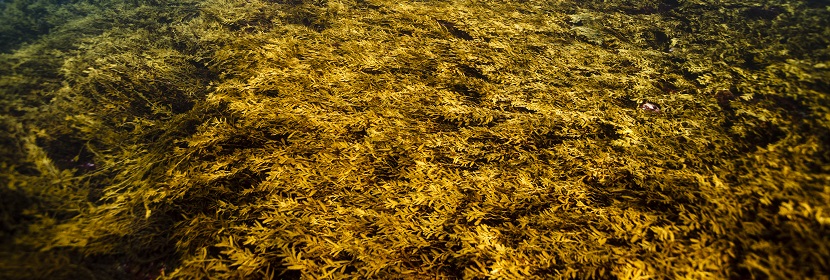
1, 0, 829, 278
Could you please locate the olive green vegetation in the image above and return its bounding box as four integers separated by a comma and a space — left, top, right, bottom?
0, 0, 828, 278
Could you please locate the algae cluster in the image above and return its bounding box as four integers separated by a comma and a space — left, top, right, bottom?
1, 0, 828, 279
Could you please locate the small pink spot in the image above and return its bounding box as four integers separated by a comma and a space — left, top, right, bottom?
639, 102, 661, 113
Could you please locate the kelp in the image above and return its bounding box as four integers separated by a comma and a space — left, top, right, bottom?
0, 0, 828, 279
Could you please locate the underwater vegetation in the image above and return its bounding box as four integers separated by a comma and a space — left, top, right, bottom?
0, 0, 828, 279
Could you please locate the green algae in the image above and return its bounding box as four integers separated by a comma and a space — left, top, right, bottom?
1, 0, 828, 279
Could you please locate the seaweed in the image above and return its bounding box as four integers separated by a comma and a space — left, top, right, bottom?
1, 0, 828, 279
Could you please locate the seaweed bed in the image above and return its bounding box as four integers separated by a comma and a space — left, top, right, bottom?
0, 0, 828, 279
